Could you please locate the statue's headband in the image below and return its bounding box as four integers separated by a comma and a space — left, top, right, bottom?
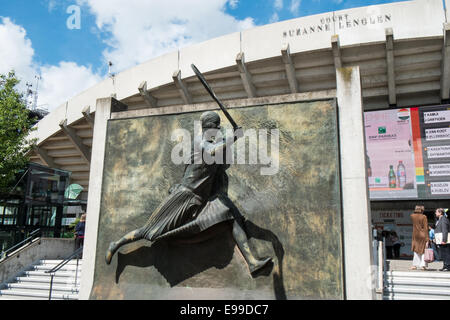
200, 111, 220, 128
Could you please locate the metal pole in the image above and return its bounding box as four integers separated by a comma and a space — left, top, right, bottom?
75, 256, 79, 290
377, 240, 384, 294
48, 273, 54, 300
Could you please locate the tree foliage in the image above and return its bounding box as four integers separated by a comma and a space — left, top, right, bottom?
0, 71, 36, 193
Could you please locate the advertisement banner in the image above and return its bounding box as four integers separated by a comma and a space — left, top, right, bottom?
364, 104, 450, 200
364, 108, 417, 199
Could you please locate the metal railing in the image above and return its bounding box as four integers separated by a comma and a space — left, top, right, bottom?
0, 229, 41, 260
376, 239, 384, 294
45, 246, 83, 300
372, 228, 387, 297
373, 234, 387, 297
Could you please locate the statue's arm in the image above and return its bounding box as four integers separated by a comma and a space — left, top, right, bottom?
204, 129, 243, 156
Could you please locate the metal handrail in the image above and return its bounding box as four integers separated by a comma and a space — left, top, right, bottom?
45, 246, 83, 300
376, 239, 384, 294
375, 236, 387, 296
0, 229, 41, 260
8, 168, 29, 194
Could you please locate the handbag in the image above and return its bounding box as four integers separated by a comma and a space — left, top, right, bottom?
424, 242, 434, 263
435, 232, 450, 245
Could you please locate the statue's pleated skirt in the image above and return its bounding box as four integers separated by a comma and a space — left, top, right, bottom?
140, 186, 234, 241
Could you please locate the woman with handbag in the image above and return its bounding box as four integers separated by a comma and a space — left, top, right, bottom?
435, 208, 450, 271
410, 205, 429, 270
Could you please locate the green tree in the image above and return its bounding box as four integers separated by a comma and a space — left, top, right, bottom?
0, 71, 36, 193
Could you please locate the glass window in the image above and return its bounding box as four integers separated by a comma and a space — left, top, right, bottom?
3, 206, 18, 225
25, 206, 57, 227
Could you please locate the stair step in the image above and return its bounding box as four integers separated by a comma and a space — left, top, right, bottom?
384, 286, 450, 296
0, 295, 50, 300
34, 265, 82, 272
383, 270, 450, 300
0, 258, 82, 300
7, 283, 79, 293
0, 289, 78, 300
40, 260, 82, 266
383, 293, 450, 300
386, 278, 450, 287
15, 275, 80, 283
386, 271, 450, 279
23, 270, 78, 278
15, 276, 80, 286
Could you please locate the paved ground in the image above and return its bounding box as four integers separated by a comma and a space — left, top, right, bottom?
387, 259, 447, 272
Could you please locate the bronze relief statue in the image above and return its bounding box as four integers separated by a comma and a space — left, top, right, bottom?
105, 65, 272, 275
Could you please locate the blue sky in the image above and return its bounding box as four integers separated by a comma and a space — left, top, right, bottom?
0, 0, 410, 110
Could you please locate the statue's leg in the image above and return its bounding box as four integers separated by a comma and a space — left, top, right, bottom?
105, 227, 146, 264
231, 220, 271, 274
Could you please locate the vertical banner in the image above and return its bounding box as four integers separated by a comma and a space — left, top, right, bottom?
364, 108, 417, 199
420, 105, 450, 198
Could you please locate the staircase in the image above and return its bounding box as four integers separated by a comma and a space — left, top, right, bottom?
0, 259, 81, 300
384, 270, 450, 300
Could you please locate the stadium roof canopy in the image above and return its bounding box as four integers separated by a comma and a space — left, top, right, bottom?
28, 0, 450, 198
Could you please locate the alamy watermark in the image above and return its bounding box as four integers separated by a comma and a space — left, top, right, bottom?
170, 122, 280, 176
66, 5, 81, 30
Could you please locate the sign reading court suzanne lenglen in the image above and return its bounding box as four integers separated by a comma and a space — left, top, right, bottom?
241, 0, 445, 62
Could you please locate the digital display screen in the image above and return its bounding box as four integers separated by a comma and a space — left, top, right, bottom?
364, 104, 450, 200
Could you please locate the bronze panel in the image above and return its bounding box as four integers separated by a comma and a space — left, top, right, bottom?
90, 100, 343, 300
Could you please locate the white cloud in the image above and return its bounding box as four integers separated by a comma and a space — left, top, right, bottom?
274, 0, 283, 11
269, 12, 280, 23
0, 17, 37, 86
0, 17, 101, 111
76, 0, 255, 72
229, 0, 239, 9
38, 62, 101, 111
45, 0, 75, 13
1, 1, 257, 112
46, 0, 58, 12
290, 0, 301, 16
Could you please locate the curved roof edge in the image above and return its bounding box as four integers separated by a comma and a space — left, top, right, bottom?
30, 0, 446, 145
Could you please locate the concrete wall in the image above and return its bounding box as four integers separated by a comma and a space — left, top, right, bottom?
336, 67, 375, 299
79, 98, 112, 300
0, 238, 76, 286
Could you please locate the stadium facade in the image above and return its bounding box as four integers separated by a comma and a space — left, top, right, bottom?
21, 0, 450, 299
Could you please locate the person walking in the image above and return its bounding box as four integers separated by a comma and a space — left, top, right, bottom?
410, 205, 429, 270
385, 231, 394, 259
75, 213, 86, 250
435, 208, 450, 271
391, 231, 402, 259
